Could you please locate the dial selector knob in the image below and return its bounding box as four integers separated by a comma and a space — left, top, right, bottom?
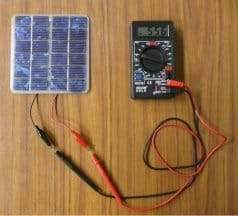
140, 46, 167, 73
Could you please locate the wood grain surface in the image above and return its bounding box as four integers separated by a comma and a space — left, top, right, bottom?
0, 0, 237, 214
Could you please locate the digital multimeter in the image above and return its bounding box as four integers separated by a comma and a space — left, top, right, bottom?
131, 21, 175, 98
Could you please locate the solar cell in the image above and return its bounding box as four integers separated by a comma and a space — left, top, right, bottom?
11, 15, 89, 93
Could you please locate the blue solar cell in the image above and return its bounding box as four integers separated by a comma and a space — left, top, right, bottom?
15, 26, 31, 40
69, 54, 86, 64
12, 15, 89, 93
70, 28, 87, 40
32, 53, 49, 65
52, 40, 68, 53
69, 79, 86, 92
15, 41, 31, 52
53, 16, 69, 27
51, 66, 67, 78
70, 17, 88, 29
69, 41, 87, 53
15, 16, 31, 26
15, 53, 30, 65
52, 53, 67, 65
14, 65, 30, 77
33, 27, 49, 40
50, 79, 67, 90
13, 79, 29, 90
52, 28, 68, 40
33, 41, 49, 52
69, 66, 86, 78
32, 66, 48, 78
31, 79, 48, 90
33, 16, 49, 27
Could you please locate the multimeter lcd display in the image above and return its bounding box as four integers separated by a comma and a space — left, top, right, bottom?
137, 25, 169, 37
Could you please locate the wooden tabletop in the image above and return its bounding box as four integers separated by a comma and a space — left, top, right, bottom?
0, 0, 237, 214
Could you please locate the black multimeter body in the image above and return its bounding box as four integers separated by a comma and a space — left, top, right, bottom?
131, 21, 175, 99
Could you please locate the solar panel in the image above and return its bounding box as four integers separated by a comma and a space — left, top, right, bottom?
11, 15, 89, 93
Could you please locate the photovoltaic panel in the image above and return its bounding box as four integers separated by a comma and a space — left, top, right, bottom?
11, 15, 89, 93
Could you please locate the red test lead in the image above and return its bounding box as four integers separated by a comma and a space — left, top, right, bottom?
89, 152, 123, 205
71, 130, 89, 148
166, 79, 185, 88
49, 80, 228, 212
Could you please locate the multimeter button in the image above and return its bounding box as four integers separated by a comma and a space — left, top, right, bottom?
135, 72, 144, 80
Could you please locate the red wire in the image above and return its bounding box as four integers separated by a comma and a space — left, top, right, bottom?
50, 81, 228, 212
152, 122, 203, 178
51, 94, 71, 131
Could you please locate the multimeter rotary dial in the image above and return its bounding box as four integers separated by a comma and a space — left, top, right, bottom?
140, 46, 167, 73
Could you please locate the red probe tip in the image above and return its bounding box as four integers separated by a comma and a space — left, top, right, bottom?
71, 130, 88, 148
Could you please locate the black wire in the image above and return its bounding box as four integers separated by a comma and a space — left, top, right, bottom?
143, 90, 206, 171
143, 118, 198, 170
97, 188, 178, 199
30, 90, 206, 200
30, 94, 38, 127
184, 89, 206, 159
